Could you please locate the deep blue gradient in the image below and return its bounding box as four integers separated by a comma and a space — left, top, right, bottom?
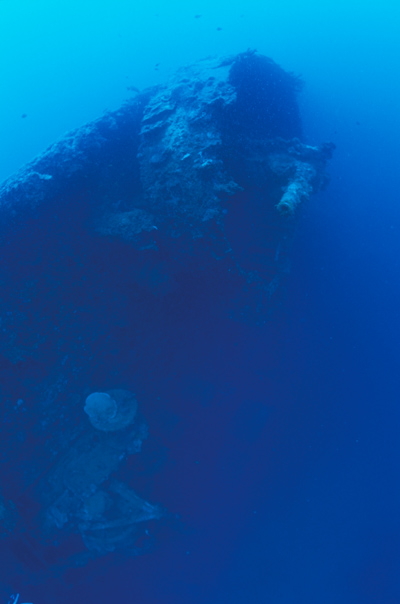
1, 1, 400, 603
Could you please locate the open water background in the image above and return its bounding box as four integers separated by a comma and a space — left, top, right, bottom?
0, 1, 400, 602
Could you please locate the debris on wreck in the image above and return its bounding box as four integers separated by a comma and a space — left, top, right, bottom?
83, 389, 138, 431
42, 388, 162, 559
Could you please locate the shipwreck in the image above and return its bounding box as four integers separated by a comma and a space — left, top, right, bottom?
0, 50, 333, 576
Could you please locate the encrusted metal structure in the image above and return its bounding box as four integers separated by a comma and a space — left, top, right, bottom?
0, 51, 333, 577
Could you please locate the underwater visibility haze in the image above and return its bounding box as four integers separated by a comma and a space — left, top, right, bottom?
0, 1, 400, 603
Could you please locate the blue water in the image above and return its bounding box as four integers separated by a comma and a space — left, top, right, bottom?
1, 1, 400, 603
